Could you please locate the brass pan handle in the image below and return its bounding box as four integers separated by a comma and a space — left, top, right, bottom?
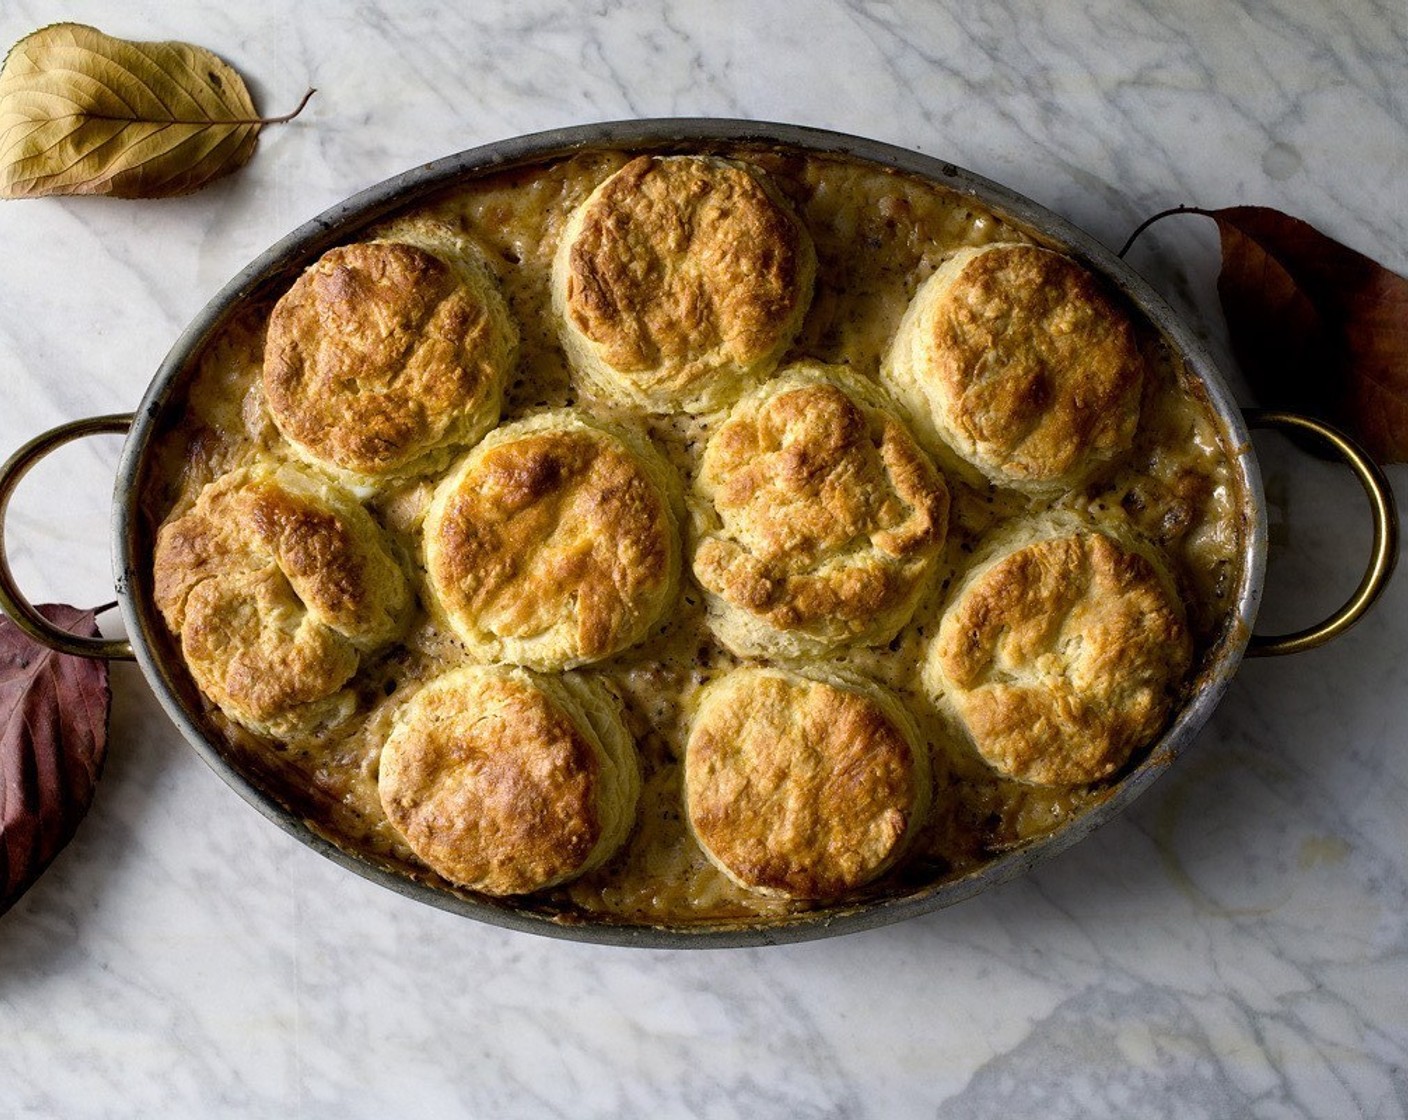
0, 414, 136, 661
1244, 409, 1398, 657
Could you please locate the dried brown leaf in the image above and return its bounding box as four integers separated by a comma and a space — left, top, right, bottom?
0, 22, 312, 199
0, 604, 111, 915
1123, 205, 1408, 463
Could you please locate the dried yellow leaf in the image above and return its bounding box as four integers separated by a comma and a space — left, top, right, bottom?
0, 23, 311, 199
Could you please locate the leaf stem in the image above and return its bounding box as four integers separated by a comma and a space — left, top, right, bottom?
80, 88, 317, 128
1117, 204, 1212, 259
257, 88, 317, 125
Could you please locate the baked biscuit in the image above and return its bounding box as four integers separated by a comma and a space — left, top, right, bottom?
263, 221, 517, 485
423, 410, 682, 670
925, 516, 1192, 786
684, 666, 931, 899
880, 243, 1145, 494
379, 666, 640, 896
551, 154, 816, 413
691, 362, 950, 659
152, 463, 411, 739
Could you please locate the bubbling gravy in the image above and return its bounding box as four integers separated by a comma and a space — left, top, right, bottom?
142, 146, 1245, 929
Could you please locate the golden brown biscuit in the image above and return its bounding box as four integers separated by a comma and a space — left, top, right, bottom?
423, 410, 682, 670
925, 517, 1192, 786
551, 154, 816, 413
378, 665, 640, 896
880, 243, 1145, 494
152, 463, 411, 739
263, 221, 517, 485
684, 666, 931, 899
691, 362, 950, 658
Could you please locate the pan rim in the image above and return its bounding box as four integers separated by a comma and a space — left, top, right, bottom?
111, 118, 1266, 948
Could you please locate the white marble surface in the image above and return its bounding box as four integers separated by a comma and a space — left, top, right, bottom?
1, 1, 1405, 1116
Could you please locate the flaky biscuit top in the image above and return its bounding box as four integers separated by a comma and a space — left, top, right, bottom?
928, 526, 1192, 786
262, 236, 515, 481
684, 667, 930, 900
378, 667, 625, 896
423, 411, 681, 670
692, 363, 949, 655
152, 464, 410, 738
553, 154, 815, 412
882, 243, 1145, 493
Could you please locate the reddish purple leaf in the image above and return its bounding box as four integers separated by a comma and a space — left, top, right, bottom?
0, 604, 111, 914
1210, 206, 1408, 462
1125, 205, 1408, 462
